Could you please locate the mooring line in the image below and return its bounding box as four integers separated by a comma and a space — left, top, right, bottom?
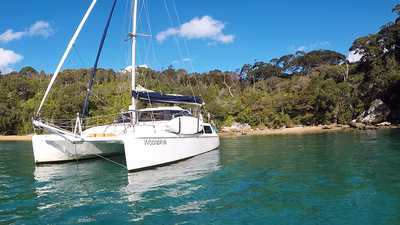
92, 153, 127, 169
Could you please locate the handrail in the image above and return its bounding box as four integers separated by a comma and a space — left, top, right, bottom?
32, 118, 83, 142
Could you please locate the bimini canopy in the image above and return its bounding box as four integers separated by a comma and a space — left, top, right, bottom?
132, 90, 203, 106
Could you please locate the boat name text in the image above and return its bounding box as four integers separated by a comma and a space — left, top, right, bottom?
144, 138, 167, 146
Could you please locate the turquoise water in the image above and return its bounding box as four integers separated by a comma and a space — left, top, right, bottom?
1, 130, 400, 224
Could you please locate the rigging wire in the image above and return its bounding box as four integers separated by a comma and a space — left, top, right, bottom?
143, 0, 160, 68
171, 0, 195, 72
81, 0, 118, 119
142, 0, 163, 94
72, 45, 87, 68
162, 0, 185, 69
123, 0, 131, 74
141, 72, 156, 124
162, 0, 197, 104
133, 0, 145, 70
121, 0, 130, 71
171, 0, 210, 120
140, 0, 153, 69
136, 0, 156, 123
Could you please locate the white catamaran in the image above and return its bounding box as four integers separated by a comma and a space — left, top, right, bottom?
32, 0, 220, 171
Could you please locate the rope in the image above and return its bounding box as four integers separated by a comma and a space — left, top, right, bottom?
72, 145, 127, 170
91, 153, 127, 169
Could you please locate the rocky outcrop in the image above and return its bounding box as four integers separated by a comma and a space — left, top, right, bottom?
349, 120, 377, 130
221, 122, 251, 133
357, 99, 391, 125
376, 121, 391, 126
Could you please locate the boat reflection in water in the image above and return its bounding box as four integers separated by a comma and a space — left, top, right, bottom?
33, 150, 220, 210
125, 150, 220, 202
33, 158, 126, 209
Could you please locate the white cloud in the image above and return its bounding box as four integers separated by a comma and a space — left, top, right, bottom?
296, 46, 307, 52
172, 58, 192, 65
138, 64, 149, 68
28, 21, 54, 37
292, 41, 331, 52
347, 50, 363, 63
0, 48, 23, 74
156, 16, 234, 44
157, 28, 179, 42
0, 30, 25, 43
122, 64, 149, 73
0, 20, 54, 43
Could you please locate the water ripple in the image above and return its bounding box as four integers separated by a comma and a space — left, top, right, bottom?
1, 130, 400, 224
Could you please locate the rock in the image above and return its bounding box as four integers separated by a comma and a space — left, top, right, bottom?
338, 124, 350, 129
357, 99, 391, 125
322, 125, 332, 129
349, 121, 378, 130
220, 127, 231, 132
322, 124, 340, 129
221, 122, 251, 132
349, 121, 366, 129
231, 122, 251, 130
377, 121, 391, 126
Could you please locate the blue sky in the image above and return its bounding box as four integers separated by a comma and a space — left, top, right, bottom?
0, 0, 397, 74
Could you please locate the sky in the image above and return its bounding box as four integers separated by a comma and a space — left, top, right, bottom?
0, 0, 398, 74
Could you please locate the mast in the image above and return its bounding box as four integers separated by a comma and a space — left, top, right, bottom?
131, 0, 138, 110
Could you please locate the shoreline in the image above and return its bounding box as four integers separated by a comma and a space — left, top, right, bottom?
219, 125, 348, 138
0, 135, 33, 141
0, 125, 398, 141
219, 124, 400, 138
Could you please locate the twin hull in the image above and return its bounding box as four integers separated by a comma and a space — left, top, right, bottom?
32, 133, 219, 171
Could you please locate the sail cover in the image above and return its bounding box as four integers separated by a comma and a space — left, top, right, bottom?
132, 90, 203, 106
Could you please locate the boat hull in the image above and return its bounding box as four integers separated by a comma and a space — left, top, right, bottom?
32, 135, 124, 163
123, 134, 220, 171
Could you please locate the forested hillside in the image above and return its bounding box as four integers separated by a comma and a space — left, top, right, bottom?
1, 5, 400, 135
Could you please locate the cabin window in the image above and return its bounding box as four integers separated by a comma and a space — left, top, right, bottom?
203, 125, 213, 134
171, 110, 191, 118
115, 112, 131, 123
138, 110, 191, 122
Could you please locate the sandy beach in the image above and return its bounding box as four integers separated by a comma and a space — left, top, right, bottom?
219, 125, 350, 138
0, 135, 32, 141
